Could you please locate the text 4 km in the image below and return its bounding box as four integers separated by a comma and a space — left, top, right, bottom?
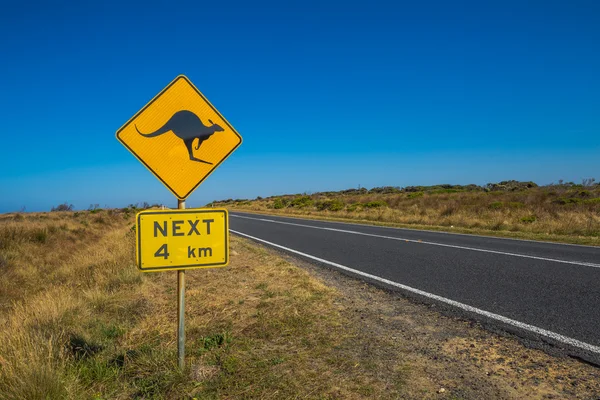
154, 244, 213, 259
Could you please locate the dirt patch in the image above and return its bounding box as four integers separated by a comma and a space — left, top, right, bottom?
266, 241, 600, 399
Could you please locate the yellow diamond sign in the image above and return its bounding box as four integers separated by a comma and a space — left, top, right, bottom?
116, 75, 242, 199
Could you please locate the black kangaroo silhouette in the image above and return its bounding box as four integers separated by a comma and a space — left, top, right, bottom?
135, 110, 224, 164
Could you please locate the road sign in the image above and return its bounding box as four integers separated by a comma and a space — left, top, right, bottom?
136, 209, 229, 272
116, 75, 242, 199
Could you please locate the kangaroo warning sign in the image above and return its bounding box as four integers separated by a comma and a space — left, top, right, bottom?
136, 209, 229, 272
116, 75, 242, 199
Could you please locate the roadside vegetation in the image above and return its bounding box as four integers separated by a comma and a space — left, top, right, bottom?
212, 179, 600, 245
1, 208, 599, 398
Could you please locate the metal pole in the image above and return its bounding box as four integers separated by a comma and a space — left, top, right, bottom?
177, 198, 186, 369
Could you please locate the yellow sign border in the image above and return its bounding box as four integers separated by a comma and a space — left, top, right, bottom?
116, 75, 243, 199
136, 208, 229, 272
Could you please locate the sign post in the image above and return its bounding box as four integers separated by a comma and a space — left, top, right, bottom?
177, 199, 185, 369
116, 75, 241, 369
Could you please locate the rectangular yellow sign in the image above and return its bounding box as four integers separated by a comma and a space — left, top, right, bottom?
136, 209, 229, 272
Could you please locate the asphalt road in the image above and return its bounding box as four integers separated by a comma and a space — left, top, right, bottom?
230, 211, 600, 364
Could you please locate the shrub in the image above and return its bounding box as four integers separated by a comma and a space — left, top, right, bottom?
554, 198, 582, 205
272, 198, 285, 209
520, 215, 537, 223
338, 188, 368, 195
363, 201, 387, 209
316, 199, 345, 212
369, 186, 402, 194
486, 181, 538, 191
51, 203, 74, 212
507, 202, 525, 209
329, 201, 344, 212
582, 178, 596, 187
431, 189, 461, 194
407, 192, 423, 199
346, 203, 361, 212
290, 196, 313, 208
489, 202, 503, 209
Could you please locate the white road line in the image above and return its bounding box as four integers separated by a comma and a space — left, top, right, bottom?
230, 229, 600, 355
231, 215, 600, 269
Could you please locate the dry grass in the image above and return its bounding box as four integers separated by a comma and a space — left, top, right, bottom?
0, 210, 405, 399
1, 209, 599, 399
215, 185, 600, 245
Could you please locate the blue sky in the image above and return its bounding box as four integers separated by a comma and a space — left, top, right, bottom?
0, 0, 598, 212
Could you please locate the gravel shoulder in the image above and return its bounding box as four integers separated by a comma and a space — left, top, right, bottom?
260, 239, 600, 399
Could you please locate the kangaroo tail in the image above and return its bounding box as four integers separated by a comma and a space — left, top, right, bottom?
135, 123, 171, 138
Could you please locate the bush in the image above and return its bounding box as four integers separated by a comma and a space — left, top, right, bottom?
407, 192, 423, 199
431, 189, 461, 194
272, 198, 285, 209
554, 198, 582, 205
486, 181, 538, 191
578, 190, 592, 198
316, 199, 345, 212
337, 188, 368, 195
290, 196, 313, 208
51, 203, 74, 212
520, 215, 537, 223
369, 186, 402, 194
346, 203, 362, 212
363, 201, 387, 209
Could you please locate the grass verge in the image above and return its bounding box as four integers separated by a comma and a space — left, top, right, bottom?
211, 182, 600, 246
219, 207, 600, 246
